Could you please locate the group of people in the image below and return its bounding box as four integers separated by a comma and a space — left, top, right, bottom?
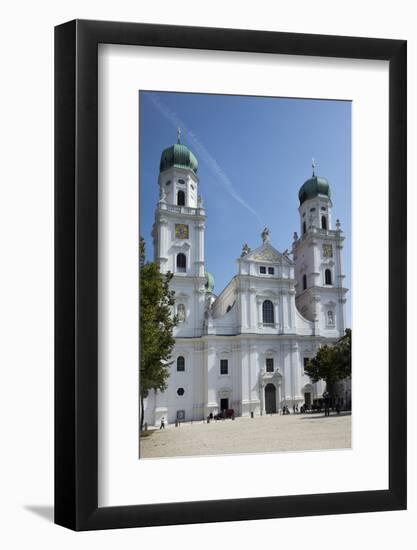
300, 401, 342, 416
158, 400, 343, 429
280, 405, 299, 415
207, 410, 235, 422
281, 400, 342, 416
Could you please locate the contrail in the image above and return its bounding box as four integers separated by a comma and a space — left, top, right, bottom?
146, 93, 262, 224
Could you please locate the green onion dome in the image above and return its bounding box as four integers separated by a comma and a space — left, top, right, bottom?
298, 175, 331, 205
159, 130, 198, 174
205, 271, 215, 293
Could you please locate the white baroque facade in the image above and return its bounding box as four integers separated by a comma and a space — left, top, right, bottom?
143, 135, 349, 426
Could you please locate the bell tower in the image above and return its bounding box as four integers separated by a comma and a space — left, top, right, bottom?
292, 161, 348, 336
152, 130, 207, 336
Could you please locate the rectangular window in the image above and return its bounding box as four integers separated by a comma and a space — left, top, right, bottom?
303, 357, 310, 369
302, 274, 307, 290
268, 267, 274, 275
260, 266, 266, 274
266, 358, 274, 372
220, 359, 228, 375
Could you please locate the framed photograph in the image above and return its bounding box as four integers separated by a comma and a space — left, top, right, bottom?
55, 20, 406, 530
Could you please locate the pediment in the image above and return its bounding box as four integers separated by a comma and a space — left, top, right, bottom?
244, 243, 292, 265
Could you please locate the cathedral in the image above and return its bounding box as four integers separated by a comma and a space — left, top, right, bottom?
143, 131, 349, 426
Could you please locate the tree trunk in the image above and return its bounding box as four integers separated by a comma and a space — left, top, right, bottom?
140, 393, 144, 432
325, 380, 335, 406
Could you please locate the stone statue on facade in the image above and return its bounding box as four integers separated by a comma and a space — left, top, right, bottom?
197, 195, 204, 208
204, 293, 214, 318
261, 227, 270, 243
203, 294, 215, 333
240, 243, 251, 257
177, 304, 186, 323
159, 186, 167, 203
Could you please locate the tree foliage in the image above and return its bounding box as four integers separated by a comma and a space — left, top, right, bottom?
139, 237, 177, 429
304, 329, 351, 393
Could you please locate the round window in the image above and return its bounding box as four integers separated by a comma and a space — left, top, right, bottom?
177, 388, 185, 396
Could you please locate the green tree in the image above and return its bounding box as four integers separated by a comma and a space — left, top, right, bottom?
139, 237, 177, 430
335, 328, 351, 375
304, 329, 351, 396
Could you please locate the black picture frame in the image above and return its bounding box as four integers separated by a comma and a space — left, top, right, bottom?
55, 19, 407, 531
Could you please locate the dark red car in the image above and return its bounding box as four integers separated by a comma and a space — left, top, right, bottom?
214, 408, 235, 420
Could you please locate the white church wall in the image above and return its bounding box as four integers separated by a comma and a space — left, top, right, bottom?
240, 341, 251, 416
192, 342, 205, 420
165, 218, 199, 276
210, 305, 238, 335
172, 279, 198, 337
282, 343, 293, 403
230, 342, 242, 415
292, 344, 303, 400
293, 240, 314, 297
165, 344, 197, 424
294, 307, 314, 334
237, 257, 249, 275
211, 279, 236, 317
205, 345, 219, 415
249, 344, 261, 414
317, 300, 340, 336
207, 343, 242, 416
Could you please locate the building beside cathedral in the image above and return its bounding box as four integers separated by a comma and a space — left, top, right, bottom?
143, 132, 349, 426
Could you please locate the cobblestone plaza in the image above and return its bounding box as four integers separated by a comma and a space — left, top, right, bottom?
140, 412, 351, 459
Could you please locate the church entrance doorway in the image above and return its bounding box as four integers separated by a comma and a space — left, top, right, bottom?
304, 392, 311, 406
220, 398, 229, 411
265, 384, 277, 414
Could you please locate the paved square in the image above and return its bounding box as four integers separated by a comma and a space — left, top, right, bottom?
140, 413, 351, 459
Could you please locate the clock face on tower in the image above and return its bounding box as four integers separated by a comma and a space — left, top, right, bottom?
322, 244, 333, 258
175, 224, 189, 239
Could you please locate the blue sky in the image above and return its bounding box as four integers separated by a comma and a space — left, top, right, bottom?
139, 91, 351, 327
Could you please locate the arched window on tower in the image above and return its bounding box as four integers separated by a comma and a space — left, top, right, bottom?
321, 216, 327, 230
325, 268, 332, 285
177, 356, 185, 372
262, 300, 275, 324
177, 190, 185, 206
302, 274, 307, 290
176, 253, 186, 273
302, 221, 307, 234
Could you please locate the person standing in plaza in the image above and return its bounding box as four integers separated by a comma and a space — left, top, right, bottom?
323, 392, 330, 417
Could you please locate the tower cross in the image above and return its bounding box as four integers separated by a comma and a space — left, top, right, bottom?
312, 158, 316, 177
177, 127, 181, 144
